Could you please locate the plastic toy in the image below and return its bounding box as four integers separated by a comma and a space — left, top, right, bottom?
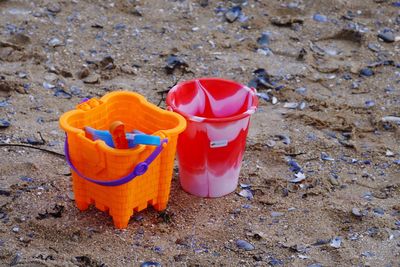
166, 78, 258, 198
59, 91, 186, 228
84, 123, 161, 149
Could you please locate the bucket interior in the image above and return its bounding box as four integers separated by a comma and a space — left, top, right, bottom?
64, 94, 181, 136
168, 79, 255, 120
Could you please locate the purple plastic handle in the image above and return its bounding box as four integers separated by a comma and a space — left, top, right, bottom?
64, 137, 168, 186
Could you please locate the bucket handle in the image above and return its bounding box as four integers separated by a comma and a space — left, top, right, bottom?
64, 137, 168, 186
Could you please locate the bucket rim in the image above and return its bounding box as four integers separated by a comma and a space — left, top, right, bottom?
166, 78, 258, 123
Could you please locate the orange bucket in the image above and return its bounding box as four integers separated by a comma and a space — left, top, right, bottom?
59, 91, 186, 228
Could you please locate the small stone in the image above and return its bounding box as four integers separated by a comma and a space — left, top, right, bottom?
42, 81, 55, 90
12, 226, 19, 233
368, 43, 381, 52
378, 29, 395, 43
381, 116, 400, 124
268, 257, 284, 266
99, 56, 115, 70
225, 6, 242, 23
236, 239, 254, 251
70, 86, 82, 96
365, 100, 375, 108
284, 102, 298, 109
328, 176, 340, 186
351, 207, 363, 217
296, 87, 307, 94
386, 150, 395, 157
47, 3, 61, 13
114, 23, 126, 30
83, 74, 100, 84
361, 251, 375, 258
10, 252, 21, 266
67, 191, 74, 200
256, 92, 269, 101
257, 33, 270, 47
360, 68, 374, 77
54, 89, 72, 99
272, 96, 278, 104
77, 67, 90, 79
0, 119, 11, 129
17, 71, 28, 78
275, 134, 291, 145
238, 189, 253, 200
44, 73, 58, 82
199, 0, 209, 7
330, 236, 342, 248
373, 207, 384, 216
313, 13, 328, 22
271, 211, 284, 217
48, 37, 63, 47
266, 140, 276, 148
321, 152, 334, 161
140, 262, 161, 267
290, 172, 306, 183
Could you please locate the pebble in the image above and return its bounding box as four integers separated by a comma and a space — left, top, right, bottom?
272, 96, 278, 104
165, 55, 188, 74
48, 37, 63, 47
77, 67, 90, 79
298, 101, 306, 110
12, 226, 19, 233
330, 236, 342, 248
10, 252, 21, 266
268, 258, 283, 266
365, 100, 375, 108
378, 29, 395, 43
351, 207, 364, 217
296, 87, 307, 94
140, 262, 161, 267
114, 23, 126, 30
288, 159, 302, 173
271, 211, 284, 217
256, 92, 270, 101
70, 86, 82, 96
313, 13, 328, 22
43, 81, 55, 90
236, 239, 255, 251
275, 134, 291, 145
238, 189, 253, 200
328, 176, 340, 186
283, 102, 298, 109
225, 6, 242, 23
361, 251, 375, 257
290, 172, 306, 183
381, 116, 400, 124
368, 43, 381, 52
257, 33, 270, 47
67, 191, 75, 200
83, 74, 100, 84
266, 140, 276, 148
360, 68, 374, 77
373, 207, 384, 216
321, 152, 334, 161
54, 89, 72, 99
47, 3, 61, 13
17, 71, 28, 79
0, 119, 11, 129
